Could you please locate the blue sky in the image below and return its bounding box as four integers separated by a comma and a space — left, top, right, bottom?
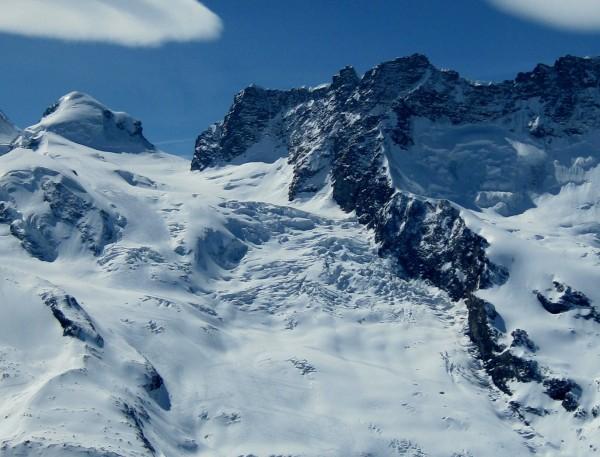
1, 0, 600, 155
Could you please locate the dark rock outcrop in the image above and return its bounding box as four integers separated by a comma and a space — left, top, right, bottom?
511, 329, 538, 352
42, 293, 104, 347
487, 351, 542, 395
142, 362, 171, 411
543, 378, 583, 412
536, 281, 592, 315
465, 296, 505, 362
375, 194, 506, 300
465, 296, 541, 394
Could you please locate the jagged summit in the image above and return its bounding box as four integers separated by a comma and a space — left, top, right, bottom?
17, 91, 155, 153
331, 65, 360, 92
193, 53, 600, 216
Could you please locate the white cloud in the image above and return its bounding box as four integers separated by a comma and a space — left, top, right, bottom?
488, 0, 600, 31
0, 0, 222, 46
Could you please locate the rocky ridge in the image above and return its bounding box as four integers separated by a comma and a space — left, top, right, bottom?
193, 54, 600, 216
192, 54, 600, 407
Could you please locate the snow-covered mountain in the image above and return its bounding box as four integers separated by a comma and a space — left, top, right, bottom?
16, 92, 155, 154
0, 111, 19, 154
193, 54, 600, 217
1, 55, 599, 456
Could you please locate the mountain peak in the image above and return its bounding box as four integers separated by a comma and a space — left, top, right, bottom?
554, 53, 600, 66
192, 53, 600, 216
332, 65, 360, 90
395, 52, 431, 65
17, 91, 155, 153
370, 53, 432, 74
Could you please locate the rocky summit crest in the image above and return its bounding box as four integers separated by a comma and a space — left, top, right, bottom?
193, 54, 600, 217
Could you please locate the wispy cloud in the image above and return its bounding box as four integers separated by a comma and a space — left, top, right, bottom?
488, 0, 600, 32
0, 0, 222, 47
153, 138, 197, 146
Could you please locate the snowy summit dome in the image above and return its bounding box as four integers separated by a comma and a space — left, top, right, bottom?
19, 91, 154, 153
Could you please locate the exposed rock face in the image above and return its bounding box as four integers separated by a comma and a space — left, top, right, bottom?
465, 295, 541, 394
511, 329, 538, 352
142, 362, 172, 411
536, 281, 592, 314
464, 294, 576, 409
543, 378, 583, 412
192, 54, 600, 216
375, 193, 506, 300
17, 92, 154, 153
465, 295, 505, 363
41, 293, 104, 347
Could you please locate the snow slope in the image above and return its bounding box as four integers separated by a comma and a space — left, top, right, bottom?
0, 78, 599, 457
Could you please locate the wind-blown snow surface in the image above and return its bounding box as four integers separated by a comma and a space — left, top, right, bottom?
0, 133, 599, 456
